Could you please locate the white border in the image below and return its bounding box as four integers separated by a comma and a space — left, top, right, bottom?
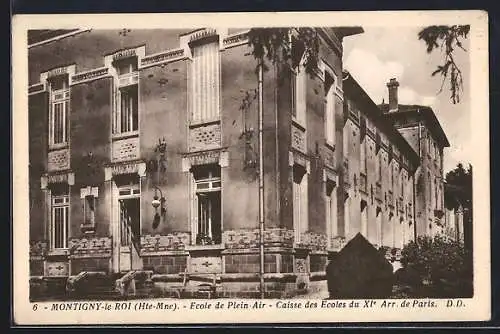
12, 11, 489, 325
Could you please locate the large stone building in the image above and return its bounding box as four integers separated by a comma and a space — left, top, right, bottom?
27, 27, 449, 298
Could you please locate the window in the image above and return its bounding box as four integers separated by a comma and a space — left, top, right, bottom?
119, 86, 138, 133
84, 195, 96, 225
51, 186, 69, 249
113, 58, 139, 135
81, 187, 98, 232
193, 164, 222, 245
377, 152, 382, 182
401, 171, 405, 197
190, 41, 220, 123
343, 122, 349, 158
118, 182, 140, 247
325, 180, 338, 243
428, 172, 433, 207
49, 76, 70, 147
435, 177, 439, 209
116, 58, 138, 76
360, 137, 367, 173
325, 72, 336, 145
390, 163, 394, 189
292, 62, 307, 125
293, 165, 308, 243
428, 136, 432, 157
360, 200, 368, 237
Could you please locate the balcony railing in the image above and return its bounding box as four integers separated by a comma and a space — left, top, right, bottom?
291, 121, 306, 153
388, 191, 394, 206
330, 236, 346, 252
398, 197, 404, 213
343, 158, 349, 187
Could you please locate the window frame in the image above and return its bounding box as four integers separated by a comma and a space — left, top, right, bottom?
48, 77, 70, 149
324, 70, 337, 147
189, 40, 221, 125
292, 56, 308, 127
51, 193, 70, 250
80, 186, 99, 232
293, 165, 308, 244
325, 179, 338, 247
117, 182, 141, 247
113, 57, 139, 137
192, 165, 222, 245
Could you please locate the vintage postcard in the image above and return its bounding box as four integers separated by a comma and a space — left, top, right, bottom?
12, 11, 490, 325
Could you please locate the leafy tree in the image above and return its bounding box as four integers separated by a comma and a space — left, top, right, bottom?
247, 28, 320, 76
445, 163, 473, 210
399, 235, 473, 298
444, 163, 473, 251
418, 25, 470, 104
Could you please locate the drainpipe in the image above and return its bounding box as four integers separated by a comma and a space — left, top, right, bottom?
412, 171, 417, 242
258, 57, 265, 299
414, 109, 422, 242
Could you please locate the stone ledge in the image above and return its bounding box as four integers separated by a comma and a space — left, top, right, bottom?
140, 250, 189, 256
185, 244, 225, 252
220, 273, 298, 283
221, 247, 295, 255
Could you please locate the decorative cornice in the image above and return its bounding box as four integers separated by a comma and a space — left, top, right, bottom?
28, 83, 45, 95
140, 48, 187, 68
317, 28, 343, 57
104, 160, 147, 181
28, 29, 91, 49
40, 64, 76, 85
222, 30, 249, 49
71, 67, 110, 85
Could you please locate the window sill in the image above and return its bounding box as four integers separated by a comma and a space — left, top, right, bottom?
112, 131, 139, 141
80, 224, 96, 234
47, 248, 69, 257
189, 118, 220, 128
325, 142, 335, 151
49, 143, 69, 151
292, 118, 306, 131
185, 244, 225, 251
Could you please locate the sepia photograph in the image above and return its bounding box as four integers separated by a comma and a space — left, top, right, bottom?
12, 11, 489, 325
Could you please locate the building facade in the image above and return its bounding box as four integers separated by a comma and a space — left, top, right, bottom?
27, 27, 449, 298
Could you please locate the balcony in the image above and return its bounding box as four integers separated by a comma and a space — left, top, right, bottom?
323, 144, 335, 170
189, 121, 221, 152
112, 134, 140, 162
343, 158, 350, 188
388, 191, 394, 207
398, 197, 404, 213
48, 148, 70, 172
291, 121, 306, 153
359, 172, 367, 194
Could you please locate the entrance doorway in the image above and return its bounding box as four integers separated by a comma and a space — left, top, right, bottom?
116, 179, 142, 272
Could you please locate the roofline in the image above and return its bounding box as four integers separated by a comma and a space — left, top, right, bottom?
385, 107, 451, 148
28, 29, 91, 49
342, 71, 420, 170
333, 27, 364, 38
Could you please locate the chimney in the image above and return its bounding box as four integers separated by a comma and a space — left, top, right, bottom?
386, 78, 399, 112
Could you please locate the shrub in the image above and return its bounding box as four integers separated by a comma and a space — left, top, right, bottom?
399, 235, 473, 298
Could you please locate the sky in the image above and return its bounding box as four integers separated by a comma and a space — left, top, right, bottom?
342, 27, 471, 174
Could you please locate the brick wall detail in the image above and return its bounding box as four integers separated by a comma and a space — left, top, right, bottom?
140, 233, 190, 254
69, 236, 112, 258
